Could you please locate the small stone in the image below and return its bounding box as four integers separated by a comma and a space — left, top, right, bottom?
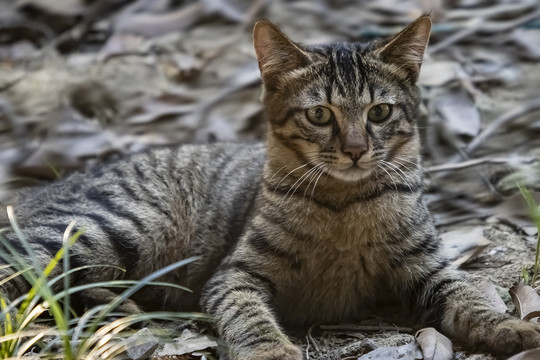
126, 328, 160, 360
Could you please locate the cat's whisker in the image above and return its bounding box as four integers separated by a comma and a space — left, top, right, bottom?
303, 164, 323, 198
380, 161, 408, 185
309, 165, 328, 203
380, 160, 414, 192
392, 158, 423, 178
391, 159, 417, 176
303, 164, 326, 199
267, 165, 288, 185
290, 164, 325, 198
377, 163, 398, 191
281, 164, 323, 206
392, 156, 420, 168
384, 158, 415, 175
273, 163, 308, 194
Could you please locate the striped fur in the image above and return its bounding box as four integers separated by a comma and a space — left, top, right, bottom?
1, 16, 540, 359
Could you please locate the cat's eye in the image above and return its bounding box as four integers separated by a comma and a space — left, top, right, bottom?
367, 104, 392, 123
306, 106, 333, 126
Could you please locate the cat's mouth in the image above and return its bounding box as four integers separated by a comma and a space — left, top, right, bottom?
328, 162, 374, 182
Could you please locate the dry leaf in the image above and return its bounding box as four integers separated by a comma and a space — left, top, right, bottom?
15, 0, 85, 17
440, 227, 491, 267
418, 61, 460, 87
507, 348, 540, 360
434, 87, 481, 138
512, 29, 540, 60
509, 284, 540, 321
415, 327, 453, 360
357, 341, 422, 360
490, 192, 540, 233
477, 279, 508, 314
157, 329, 218, 357
114, 3, 203, 38
200, 0, 255, 22
125, 328, 159, 360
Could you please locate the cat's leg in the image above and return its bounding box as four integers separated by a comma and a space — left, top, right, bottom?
418, 267, 540, 355
75, 288, 142, 315
201, 260, 302, 360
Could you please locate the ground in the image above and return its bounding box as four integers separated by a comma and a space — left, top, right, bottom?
1, 0, 540, 359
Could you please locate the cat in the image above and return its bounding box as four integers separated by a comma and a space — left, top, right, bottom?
1, 15, 540, 359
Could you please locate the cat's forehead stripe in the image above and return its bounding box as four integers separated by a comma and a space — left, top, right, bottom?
312, 45, 374, 102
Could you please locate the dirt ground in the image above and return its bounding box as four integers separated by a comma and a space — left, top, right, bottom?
1, 0, 540, 359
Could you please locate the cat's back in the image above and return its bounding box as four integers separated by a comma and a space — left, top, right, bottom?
2, 142, 266, 309
10, 142, 266, 223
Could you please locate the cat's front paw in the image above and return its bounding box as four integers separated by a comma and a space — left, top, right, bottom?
235, 342, 302, 360
490, 319, 540, 355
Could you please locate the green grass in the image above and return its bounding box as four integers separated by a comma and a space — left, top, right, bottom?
519, 185, 540, 286
0, 206, 209, 359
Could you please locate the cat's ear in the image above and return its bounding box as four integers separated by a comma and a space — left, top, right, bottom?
253, 20, 310, 89
376, 15, 431, 81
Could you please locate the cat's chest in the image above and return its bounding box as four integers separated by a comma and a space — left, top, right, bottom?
274, 203, 399, 325
276, 242, 393, 326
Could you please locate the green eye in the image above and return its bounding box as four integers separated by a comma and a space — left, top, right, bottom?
306, 106, 333, 125
367, 104, 392, 123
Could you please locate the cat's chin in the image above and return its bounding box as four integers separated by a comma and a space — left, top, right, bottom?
329, 167, 373, 183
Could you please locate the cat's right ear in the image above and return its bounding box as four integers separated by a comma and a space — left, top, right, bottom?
253, 20, 310, 89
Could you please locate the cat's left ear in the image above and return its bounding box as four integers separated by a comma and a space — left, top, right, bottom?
376, 15, 431, 81
253, 20, 310, 89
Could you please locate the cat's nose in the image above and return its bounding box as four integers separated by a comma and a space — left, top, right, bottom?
342, 136, 368, 162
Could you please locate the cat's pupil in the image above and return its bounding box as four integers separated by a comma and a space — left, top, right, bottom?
373, 106, 382, 116
315, 108, 324, 119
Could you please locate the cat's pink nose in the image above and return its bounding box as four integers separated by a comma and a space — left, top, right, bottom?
342, 135, 368, 162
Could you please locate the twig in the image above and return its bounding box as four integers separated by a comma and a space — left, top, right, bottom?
432, 99, 540, 183
307, 323, 320, 352
319, 324, 414, 333
429, 18, 484, 54
430, 7, 540, 54
466, 100, 540, 155
436, 121, 503, 197
446, 1, 538, 20
305, 335, 310, 360
425, 156, 537, 173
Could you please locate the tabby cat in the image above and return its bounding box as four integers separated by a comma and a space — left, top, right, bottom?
2, 15, 540, 359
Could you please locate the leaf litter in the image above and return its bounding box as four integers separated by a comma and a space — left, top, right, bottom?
1, 0, 540, 359
415, 328, 453, 360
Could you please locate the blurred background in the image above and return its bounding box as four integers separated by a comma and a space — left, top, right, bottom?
1, 1, 540, 357
0, 0, 540, 245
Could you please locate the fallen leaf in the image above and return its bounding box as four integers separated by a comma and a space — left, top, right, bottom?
507, 348, 540, 360
509, 284, 540, 321
440, 227, 491, 267
125, 328, 159, 360
157, 329, 217, 357
434, 87, 481, 138
415, 327, 453, 360
200, 0, 254, 22
477, 279, 508, 314
522, 226, 539, 236
125, 100, 195, 125
491, 191, 540, 235
15, 0, 85, 17
357, 341, 422, 360
113, 3, 203, 38
512, 29, 540, 60
418, 61, 460, 87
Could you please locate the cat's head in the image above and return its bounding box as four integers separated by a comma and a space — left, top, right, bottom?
253, 16, 430, 183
